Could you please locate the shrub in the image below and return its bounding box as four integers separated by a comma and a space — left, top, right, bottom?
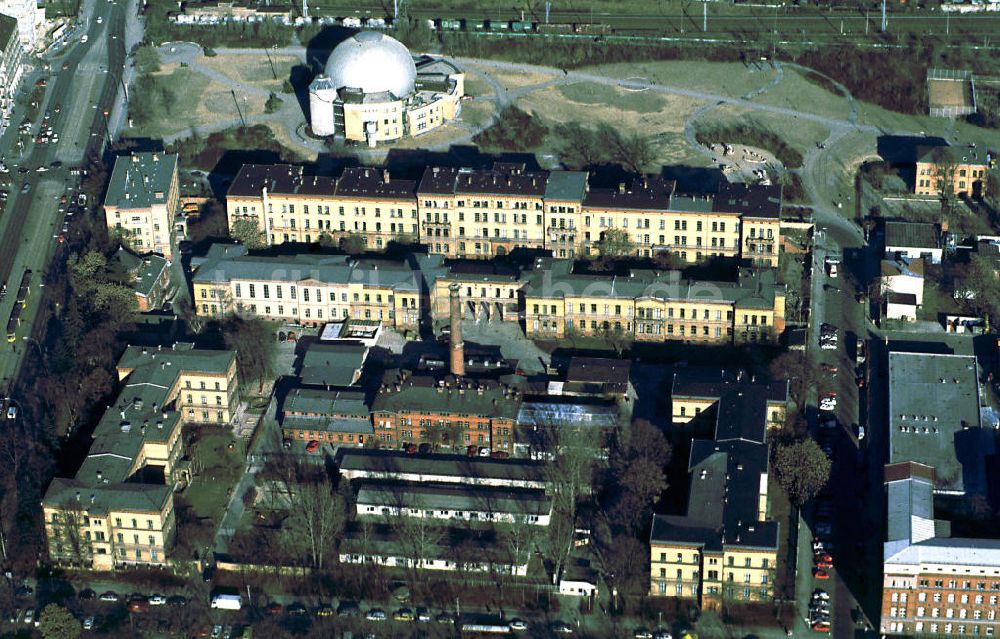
472, 106, 548, 151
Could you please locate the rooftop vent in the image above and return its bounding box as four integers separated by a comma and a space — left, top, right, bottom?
120, 421, 131, 433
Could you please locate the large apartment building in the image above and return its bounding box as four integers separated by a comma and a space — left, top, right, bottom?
103, 153, 182, 259
226, 162, 782, 266
521, 261, 785, 344
42, 344, 238, 570
0, 15, 23, 125
190, 243, 422, 331
649, 373, 781, 610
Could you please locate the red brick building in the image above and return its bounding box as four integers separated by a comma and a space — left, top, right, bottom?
371, 372, 520, 453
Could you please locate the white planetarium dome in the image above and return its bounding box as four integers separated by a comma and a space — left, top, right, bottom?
324, 31, 417, 98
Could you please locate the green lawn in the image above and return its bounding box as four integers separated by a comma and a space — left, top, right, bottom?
557, 82, 665, 114
184, 429, 243, 522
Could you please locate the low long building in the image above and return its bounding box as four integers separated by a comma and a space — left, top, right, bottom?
190, 243, 422, 331
226, 162, 782, 266
335, 449, 548, 490
339, 527, 530, 575
355, 481, 553, 526
42, 344, 238, 570
650, 373, 781, 610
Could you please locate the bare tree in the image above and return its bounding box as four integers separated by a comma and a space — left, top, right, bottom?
395, 515, 445, 584
275, 459, 347, 570
49, 498, 91, 568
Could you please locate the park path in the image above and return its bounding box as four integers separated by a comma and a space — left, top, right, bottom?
154, 42, 901, 225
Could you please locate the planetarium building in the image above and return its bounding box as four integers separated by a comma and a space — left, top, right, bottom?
308, 31, 465, 146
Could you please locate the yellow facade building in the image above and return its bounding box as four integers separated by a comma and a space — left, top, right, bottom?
521, 261, 785, 344
103, 152, 182, 260
649, 373, 783, 609
226, 162, 783, 267
915, 144, 991, 198
226, 165, 419, 250
190, 243, 422, 331
670, 371, 789, 429
42, 344, 238, 570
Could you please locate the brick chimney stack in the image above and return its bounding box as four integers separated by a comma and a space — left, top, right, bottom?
449, 283, 465, 377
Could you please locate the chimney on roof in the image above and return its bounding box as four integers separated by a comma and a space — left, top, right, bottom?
449, 283, 465, 377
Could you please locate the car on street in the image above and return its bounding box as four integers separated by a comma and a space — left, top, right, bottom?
211, 625, 222, 639
551, 621, 574, 634
99, 591, 119, 602
6, 406, 16, 420
416, 607, 431, 622
316, 605, 334, 617
286, 603, 307, 616
78, 589, 96, 600
393, 607, 414, 621
509, 618, 528, 630
336, 601, 360, 617
814, 568, 830, 579
166, 595, 186, 607
20, 183, 29, 193
264, 602, 282, 615
366, 608, 386, 621
435, 612, 453, 624
653, 630, 673, 639
148, 595, 166, 606
819, 400, 836, 412
634, 628, 653, 639
23, 609, 33, 625
83, 616, 95, 630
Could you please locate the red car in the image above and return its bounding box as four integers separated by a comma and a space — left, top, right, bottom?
264, 602, 282, 616
815, 553, 833, 564
305, 440, 320, 453
815, 560, 833, 570
404, 443, 417, 455
814, 568, 830, 579
812, 622, 831, 632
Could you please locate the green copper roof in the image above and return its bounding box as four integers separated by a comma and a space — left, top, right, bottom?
105, 153, 177, 211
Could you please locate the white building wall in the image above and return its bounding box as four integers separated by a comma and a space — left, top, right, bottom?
2, 1, 42, 50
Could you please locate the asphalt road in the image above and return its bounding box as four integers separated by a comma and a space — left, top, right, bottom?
0, 0, 128, 390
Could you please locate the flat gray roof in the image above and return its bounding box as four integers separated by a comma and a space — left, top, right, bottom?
888, 352, 985, 495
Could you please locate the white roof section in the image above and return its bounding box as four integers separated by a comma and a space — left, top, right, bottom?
324, 31, 416, 98
886, 537, 1000, 570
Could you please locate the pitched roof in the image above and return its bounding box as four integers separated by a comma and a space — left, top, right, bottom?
356, 480, 553, 517
372, 372, 521, 419
885, 222, 939, 250
116, 247, 168, 298
336, 449, 548, 485
298, 342, 368, 387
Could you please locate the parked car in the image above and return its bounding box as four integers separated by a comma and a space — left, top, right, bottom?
336, 601, 360, 617
814, 568, 830, 579
78, 589, 96, 600
264, 602, 282, 616
305, 440, 320, 453
23, 609, 34, 625
393, 607, 414, 621
416, 607, 431, 623
148, 595, 167, 606
551, 621, 574, 634
366, 608, 387, 621
509, 618, 528, 630
166, 595, 187, 607
99, 592, 119, 603
435, 612, 453, 624
83, 616, 95, 630
316, 605, 334, 617
286, 603, 307, 616
634, 628, 653, 639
